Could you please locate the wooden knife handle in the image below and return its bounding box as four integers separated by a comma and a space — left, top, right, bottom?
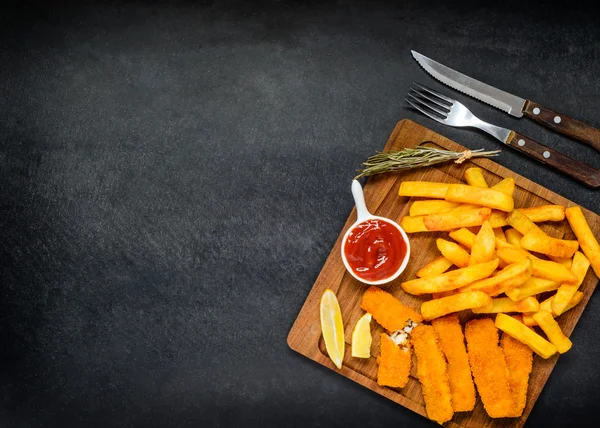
506, 131, 600, 188
523, 100, 600, 152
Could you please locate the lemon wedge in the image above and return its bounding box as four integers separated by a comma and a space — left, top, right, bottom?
320, 289, 345, 369
351, 312, 372, 358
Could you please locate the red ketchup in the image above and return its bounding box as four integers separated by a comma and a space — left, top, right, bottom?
343, 219, 407, 282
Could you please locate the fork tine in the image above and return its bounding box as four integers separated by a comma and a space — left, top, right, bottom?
406, 97, 446, 124
413, 82, 454, 104
407, 93, 449, 117
409, 88, 451, 111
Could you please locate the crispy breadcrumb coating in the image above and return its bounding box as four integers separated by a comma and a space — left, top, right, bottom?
411, 325, 454, 424
465, 318, 514, 418
360, 286, 423, 332
501, 315, 533, 417
431, 315, 476, 412
377, 334, 411, 388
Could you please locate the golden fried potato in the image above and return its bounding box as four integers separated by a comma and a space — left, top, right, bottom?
494, 228, 507, 242
449, 228, 476, 249
473, 296, 539, 314
505, 228, 524, 247
496, 247, 578, 284
469, 221, 495, 266
437, 238, 470, 268
490, 177, 515, 196
400, 216, 428, 233
423, 207, 492, 232
565, 206, 600, 277
495, 313, 557, 359
552, 251, 590, 316
532, 311, 572, 354
421, 291, 491, 321
401, 259, 499, 295
416, 256, 454, 278
522, 292, 584, 326
445, 184, 514, 212
399, 181, 450, 199
519, 205, 566, 222
506, 209, 545, 236
547, 255, 573, 269
410, 200, 461, 217
459, 258, 532, 296
520, 232, 579, 259
488, 211, 509, 228
506, 276, 560, 301
464, 167, 488, 188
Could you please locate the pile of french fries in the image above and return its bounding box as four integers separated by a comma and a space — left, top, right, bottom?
398, 167, 600, 359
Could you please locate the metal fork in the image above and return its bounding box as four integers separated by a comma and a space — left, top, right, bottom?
406, 83, 600, 188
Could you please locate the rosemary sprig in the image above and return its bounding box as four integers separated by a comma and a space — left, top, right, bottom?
355, 144, 501, 179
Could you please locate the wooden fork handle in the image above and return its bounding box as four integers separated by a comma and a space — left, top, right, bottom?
506, 131, 600, 188
523, 100, 600, 152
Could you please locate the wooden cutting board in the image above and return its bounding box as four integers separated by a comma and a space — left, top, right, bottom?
287, 119, 600, 428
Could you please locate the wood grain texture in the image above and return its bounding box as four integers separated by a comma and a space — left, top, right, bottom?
523, 100, 600, 152
506, 131, 600, 188
287, 119, 600, 428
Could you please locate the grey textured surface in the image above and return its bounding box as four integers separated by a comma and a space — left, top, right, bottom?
1, 1, 599, 427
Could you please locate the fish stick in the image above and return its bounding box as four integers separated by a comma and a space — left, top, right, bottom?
465, 318, 514, 418
361, 286, 423, 332
501, 315, 533, 418
377, 334, 411, 388
411, 325, 454, 424
431, 315, 476, 412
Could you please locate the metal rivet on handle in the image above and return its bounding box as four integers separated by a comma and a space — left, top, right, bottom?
518, 139, 525, 146
533, 107, 540, 115
543, 151, 551, 158
554, 116, 561, 124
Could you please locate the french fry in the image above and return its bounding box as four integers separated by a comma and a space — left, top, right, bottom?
519, 205, 566, 223
506, 276, 560, 301
460, 258, 532, 296
410, 200, 461, 217
565, 206, 600, 277
452, 203, 481, 213
417, 256, 454, 278
464, 167, 488, 188
506, 209, 545, 236
496, 247, 578, 284
488, 211, 508, 228
522, 292, 584, 326
494, 228, 507, 242
432, 290, 458, 299
532, 311, 572, 353
490, 177, 515, 196
449, 228, 476, 249
423, 207, 492, 232
552, 251, 590, 315
505, 228, 524, 247
495, 313, 557, 359
469, 221, 495, 266
401, 259, 499, 295
421, 291, 491, 321
548, 255, 573, 269
399, 181, 450, 199
437, 239, 470, 268
473, 296, 539, 314
400, 216, 428, 233
445, 184, 514, 212
520, 233, 579, 259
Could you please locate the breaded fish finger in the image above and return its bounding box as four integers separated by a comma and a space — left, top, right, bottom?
411, 325, 453, 424
376, 334, 411, 388
465, 318, 514, 418
501, 316, 533, 417
361, 286, 423, 332
431, 315, 476, 412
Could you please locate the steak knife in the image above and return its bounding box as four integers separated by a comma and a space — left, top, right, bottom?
412, 50, 600, 152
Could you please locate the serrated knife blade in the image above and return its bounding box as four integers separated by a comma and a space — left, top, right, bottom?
410, 50, 600, 151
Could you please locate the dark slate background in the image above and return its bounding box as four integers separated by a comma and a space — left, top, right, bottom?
1, 1, 599, 427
